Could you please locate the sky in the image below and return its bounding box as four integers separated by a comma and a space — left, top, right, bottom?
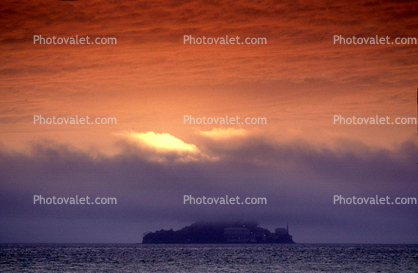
0, 0, 417, 244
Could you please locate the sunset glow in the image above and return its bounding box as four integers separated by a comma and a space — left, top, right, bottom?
0, 0, 416, 246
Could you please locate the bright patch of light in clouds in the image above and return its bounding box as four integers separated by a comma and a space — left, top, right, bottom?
126, 131, 199, 153
199, 128, 247, 139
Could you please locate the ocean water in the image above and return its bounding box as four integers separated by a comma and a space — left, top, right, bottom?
1, 244, 417, 272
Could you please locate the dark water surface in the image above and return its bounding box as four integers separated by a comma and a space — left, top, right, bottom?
1, 244, 417, 272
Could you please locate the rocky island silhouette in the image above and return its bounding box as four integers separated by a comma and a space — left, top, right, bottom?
142, 221, 295, 244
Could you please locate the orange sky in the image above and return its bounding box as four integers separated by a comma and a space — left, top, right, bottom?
1, 0, 417, 155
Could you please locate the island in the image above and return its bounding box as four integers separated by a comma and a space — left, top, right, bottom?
142, 221, 295, 244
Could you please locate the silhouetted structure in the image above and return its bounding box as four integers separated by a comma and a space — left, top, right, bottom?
142, 221, 295, 244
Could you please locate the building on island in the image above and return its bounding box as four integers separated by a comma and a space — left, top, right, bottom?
273, 224, 294, 243
224, 228, 251, 243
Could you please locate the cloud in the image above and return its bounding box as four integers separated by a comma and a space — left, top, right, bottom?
0, 137, 416, 243
199, 128, 247, 139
